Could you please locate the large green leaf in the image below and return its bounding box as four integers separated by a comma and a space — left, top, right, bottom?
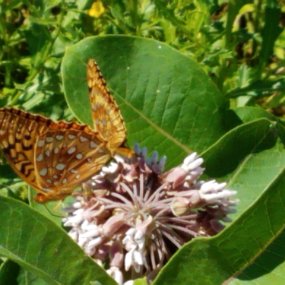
153, 126, 285, 285
0, 197, 116, 285
61, 35, 229, 167
203, 118, 276, 177
154, 155, 285, 284
202, 118, 285, 219
229, 228, 285, 284
18, 268, 49, 285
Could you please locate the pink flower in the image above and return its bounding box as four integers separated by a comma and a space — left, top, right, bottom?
63, 146, 237, 284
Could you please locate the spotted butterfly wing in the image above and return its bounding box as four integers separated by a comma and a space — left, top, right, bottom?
0, 58, 131, 203
0, 108, 53, 192
87, 59, 127, 150
0, 108, 112, 202
35, 130, 110, 189
34, 129, 112, 202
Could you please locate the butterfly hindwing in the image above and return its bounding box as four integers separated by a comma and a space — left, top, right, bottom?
34, 128, 111, 200
0, 108, 54, 190
0, 108, 112, 202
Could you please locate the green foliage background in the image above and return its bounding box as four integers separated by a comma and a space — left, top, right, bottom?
0, 0, 285, 285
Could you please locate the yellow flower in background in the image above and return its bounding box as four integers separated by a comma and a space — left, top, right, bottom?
88, 1, 105, 18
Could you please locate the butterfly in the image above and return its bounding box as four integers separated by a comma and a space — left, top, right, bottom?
0, 59, 132, 203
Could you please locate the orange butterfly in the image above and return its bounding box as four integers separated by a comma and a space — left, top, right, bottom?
0, 59, 132, 203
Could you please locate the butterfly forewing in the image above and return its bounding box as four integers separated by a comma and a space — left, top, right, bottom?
87, 59, 127, 150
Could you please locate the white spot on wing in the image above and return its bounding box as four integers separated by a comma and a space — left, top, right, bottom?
39, 168, 48, 176
67, 146, 76, 154
55, 163, 66, 171
43, 187, 52, 193
80, 136, 88, 142
36, 153, 43, 162
56, 135, 64, 141
46, 137, 53, 143
76, 153, 83, 160
90, 141, 97, 149
37, 140, 45, 147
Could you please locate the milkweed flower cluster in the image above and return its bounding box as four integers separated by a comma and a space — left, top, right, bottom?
63, 146, 237, 284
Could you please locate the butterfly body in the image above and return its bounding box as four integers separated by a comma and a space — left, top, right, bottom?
0, 59, 132, 202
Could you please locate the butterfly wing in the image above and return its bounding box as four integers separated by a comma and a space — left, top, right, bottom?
0, 60, 132, 202
0, 108, 54, 190
34, 128, 111, 202
0, 108, 112, 203
87, 59, 127, 150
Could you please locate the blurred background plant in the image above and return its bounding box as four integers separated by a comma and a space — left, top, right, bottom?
1, 0, 284, 118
